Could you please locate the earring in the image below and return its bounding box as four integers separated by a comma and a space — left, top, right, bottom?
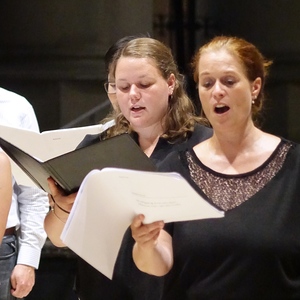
252, 95, 257, 105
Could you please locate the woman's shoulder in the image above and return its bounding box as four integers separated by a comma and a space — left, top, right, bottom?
157, 149, 187, 173
0, 151, 9, 163
76, 121, 116, 149
193, 123, 213, 137
0, 151, 10, 172
187, 123, 212, 147
280, 136, 300, 158
76, 133, 101, 149
172, 123, 212, 154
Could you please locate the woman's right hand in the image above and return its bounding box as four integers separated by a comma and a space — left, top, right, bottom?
131, 214, 164, 250
131, 215, 173, 276
47, 177, 76, 213
44, 177, 77, 247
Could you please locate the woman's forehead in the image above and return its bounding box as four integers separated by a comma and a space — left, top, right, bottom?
115, 57, 160, 79
198, 50, 244, 75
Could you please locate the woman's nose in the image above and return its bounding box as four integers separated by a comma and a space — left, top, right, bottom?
212, 82, 225, 99
129, 85, 141, 100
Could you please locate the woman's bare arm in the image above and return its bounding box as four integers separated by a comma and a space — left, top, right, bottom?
131, 214, 173, 276
0, 152, 12, 241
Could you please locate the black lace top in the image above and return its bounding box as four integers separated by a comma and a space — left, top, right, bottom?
160, 139, 300, 299
186, 140, 292, 211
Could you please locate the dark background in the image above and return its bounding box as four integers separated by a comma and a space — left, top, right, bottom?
1, 0, 300, 141
0, 0, 300, 299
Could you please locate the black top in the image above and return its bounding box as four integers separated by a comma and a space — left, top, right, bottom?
75, 123, 212, 300
159, 139, 300, 299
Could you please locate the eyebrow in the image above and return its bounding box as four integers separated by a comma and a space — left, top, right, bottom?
116, 74, 155, 82
199, 70, 237, 77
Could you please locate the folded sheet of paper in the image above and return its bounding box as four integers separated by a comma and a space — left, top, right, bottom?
61, 168, 224, 279
0, 121, 114, 186
1, 121, 156, 195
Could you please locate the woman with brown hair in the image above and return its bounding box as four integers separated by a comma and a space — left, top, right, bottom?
131, 36, 300, 299
45, 37, 211, 299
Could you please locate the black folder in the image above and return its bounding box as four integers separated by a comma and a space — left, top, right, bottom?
0, 133, 156, 194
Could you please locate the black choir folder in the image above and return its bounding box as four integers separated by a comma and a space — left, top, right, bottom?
0, 125, 156, 194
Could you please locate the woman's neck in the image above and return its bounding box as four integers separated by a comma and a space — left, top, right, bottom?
139, 134, 161, 157
210, 125, 262, 156
209, 117, 254, 146
195, 123, 281, 174
135, 124, 164, 157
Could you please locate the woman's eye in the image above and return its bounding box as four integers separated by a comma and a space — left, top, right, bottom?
117, 85, 130, 92
222, 77, 236, 86
201, 79, 213, 88
139, 83, 151, 89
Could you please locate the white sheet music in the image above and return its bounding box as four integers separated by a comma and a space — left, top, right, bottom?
61, 168, 224, 279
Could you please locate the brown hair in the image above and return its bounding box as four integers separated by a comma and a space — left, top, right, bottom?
191, 36, 273, 121
104, 37, 206, 142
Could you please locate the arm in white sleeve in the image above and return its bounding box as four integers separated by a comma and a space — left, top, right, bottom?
0, 88, 48, 269
19, 101, 40, 132
15, 183, 48, 269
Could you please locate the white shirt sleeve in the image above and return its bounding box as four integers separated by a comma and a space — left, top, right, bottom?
15, 184, 48, 269
0, 87, 48, 269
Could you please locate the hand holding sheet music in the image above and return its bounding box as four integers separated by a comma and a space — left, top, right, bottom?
61, 168, 224, 279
